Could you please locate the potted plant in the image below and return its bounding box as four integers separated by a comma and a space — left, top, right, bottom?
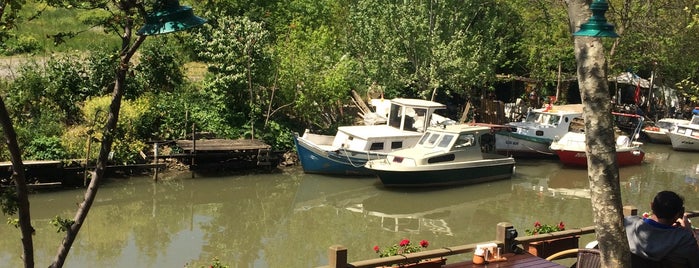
523, 221, 579, 258
373, 239, 445, 268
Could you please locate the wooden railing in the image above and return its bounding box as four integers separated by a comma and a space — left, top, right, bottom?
317, 206, 699, 268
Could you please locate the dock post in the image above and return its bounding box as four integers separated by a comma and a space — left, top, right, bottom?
496, 222, 516, 254
153, 143, 159, 182
327, 245, 347, 268
191, 123, 196, 178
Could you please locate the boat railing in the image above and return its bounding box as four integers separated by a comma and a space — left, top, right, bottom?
316, 206, 699, 268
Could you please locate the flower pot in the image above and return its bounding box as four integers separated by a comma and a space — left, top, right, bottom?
525, 236, 579, 259
380, 258, 446, 268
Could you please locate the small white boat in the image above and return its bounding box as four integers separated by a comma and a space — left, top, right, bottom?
667, 115, 699, 151
550, 132, 645, 167
550, 112, 645, 167
495, 104, 584, 157
642, 118, 690, 144
293, 98, 452, 175
365, 124, 515, 187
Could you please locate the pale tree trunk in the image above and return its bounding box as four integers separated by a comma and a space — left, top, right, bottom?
49, 10, 147, 268
0, 97, 34, 268
566, 0, 631, 267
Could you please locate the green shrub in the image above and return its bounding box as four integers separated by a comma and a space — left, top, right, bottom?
24, 136, 67, 160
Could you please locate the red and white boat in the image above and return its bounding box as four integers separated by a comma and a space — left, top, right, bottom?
549, 113, 645, 167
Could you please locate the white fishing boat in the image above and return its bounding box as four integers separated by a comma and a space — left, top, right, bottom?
667, 115, 699, 151
494, 104, 584, 157
364, 124, 515, 187
642, 118, 690, 144
550, 113, 645, 167
293, 98, 452, 175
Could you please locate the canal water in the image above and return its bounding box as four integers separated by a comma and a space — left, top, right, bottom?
0, 143, 697, 267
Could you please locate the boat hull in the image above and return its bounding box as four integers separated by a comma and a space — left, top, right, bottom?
668, 132, 699, 151
367, 158, 515, 187
552, 148, 645, 167
642, 130, 670, 144
293, 134, 380, 176
494, 131, 556, 158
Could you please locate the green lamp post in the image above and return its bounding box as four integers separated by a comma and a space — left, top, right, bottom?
573, 0, 618, 38
137, 0, 207, 36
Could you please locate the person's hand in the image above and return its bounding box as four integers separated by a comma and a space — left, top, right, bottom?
675, 213, 693, 231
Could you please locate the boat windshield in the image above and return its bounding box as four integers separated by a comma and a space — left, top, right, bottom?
525, 112, 561, 126
387, 105, 430, 132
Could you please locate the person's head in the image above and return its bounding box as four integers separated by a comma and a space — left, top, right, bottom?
651, 191, 685, 220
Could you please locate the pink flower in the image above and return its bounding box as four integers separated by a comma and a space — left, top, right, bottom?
534, 221, 541, 228
557, 221, 565, 230
399, 239, 410, 247
419, 240, 429, 248
374, 245, 380, 252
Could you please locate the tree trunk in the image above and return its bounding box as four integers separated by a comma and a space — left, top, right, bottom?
49, 16, 147, 267
566, 0, 631, 267
0, 97, 34, 268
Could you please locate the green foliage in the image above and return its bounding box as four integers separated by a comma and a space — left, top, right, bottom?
260, 121, 295, 151
80, 95, 148, 164
133, 39, 186, 96
0, 188, 19, 215
49, 215, 75, 233
24, 136, 67, 160
676, 78, 699, 102
1, 35, 42, 55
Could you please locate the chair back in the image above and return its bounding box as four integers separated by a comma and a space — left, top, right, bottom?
576, 248, 601, 268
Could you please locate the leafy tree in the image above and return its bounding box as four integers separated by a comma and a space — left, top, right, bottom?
346, 0, 521, 100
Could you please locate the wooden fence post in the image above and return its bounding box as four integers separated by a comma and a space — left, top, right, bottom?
496, 222, 516, 254
328, 245, 347, 268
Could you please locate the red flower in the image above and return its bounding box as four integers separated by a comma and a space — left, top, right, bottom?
374, 245, 380, 252
534, 221, 541, 228
642, 212, 650, 218
557, 221, 565, 230
399, 239, 410, 247
419, 240, 429, 248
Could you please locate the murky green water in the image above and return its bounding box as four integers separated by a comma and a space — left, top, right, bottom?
0, 143, 697, 267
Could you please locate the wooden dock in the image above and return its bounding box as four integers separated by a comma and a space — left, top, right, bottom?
162, 138, 275, 170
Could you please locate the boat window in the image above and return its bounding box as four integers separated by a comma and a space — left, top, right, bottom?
391, 141, 403, 149
418, 132, 432, 145
437, 134, 454, 148
548, 115, 560, 125
525, 112, 539, 123
455, 134, 475, 148
369, 142, 384, 151
428, 154, 455, 163
426, 133, 441, 146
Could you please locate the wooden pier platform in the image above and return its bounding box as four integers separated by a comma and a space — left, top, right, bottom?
165, 138, 275, 170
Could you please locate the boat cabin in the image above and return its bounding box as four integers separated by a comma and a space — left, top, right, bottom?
331, 98, 449, 153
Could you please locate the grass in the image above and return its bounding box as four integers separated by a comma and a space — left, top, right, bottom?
10, 1, 120, 54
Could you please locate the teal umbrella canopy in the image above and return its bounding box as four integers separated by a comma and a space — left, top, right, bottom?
573, 0, 618, 38
137, 0, 207, 36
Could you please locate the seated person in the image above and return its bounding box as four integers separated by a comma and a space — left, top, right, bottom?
624, 191, 699, 267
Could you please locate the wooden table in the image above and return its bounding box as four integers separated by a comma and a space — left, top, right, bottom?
442, 253, 567, 268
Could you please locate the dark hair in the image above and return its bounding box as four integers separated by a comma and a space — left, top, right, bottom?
651, 191, 685, 219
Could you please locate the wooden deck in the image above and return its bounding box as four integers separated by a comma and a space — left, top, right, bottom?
175, 138, 270, 152
169, 138, 275, 170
